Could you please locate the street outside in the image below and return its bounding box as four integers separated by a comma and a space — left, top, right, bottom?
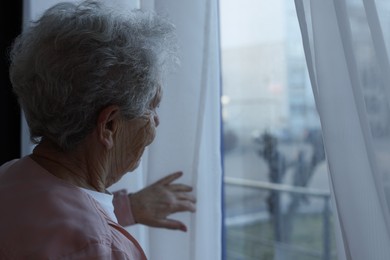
224, 140, 331, 222
223, 139, 335, 259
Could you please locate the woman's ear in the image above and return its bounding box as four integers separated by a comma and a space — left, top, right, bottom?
96, 105, 121, 149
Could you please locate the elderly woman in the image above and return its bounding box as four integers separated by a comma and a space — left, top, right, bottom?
0, 1, 195, 259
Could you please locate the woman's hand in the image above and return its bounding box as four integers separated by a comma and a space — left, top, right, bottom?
129, 172, 196, 232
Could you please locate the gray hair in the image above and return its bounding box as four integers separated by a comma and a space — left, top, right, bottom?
9, 0, 178, 151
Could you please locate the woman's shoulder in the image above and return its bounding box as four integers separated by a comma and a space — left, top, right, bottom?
0, 158, 19, 174
0, 156, 118, 258
0, 155, 109, 226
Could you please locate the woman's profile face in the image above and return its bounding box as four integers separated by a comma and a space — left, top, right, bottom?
107, 86, 162, 184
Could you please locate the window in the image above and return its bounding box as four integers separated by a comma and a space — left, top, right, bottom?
220, 0, 338, 259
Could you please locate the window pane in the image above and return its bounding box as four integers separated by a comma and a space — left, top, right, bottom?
220, 0, 338, 259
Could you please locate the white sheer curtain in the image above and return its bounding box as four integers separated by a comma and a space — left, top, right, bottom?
108, 0, 223, 259
142, 1, 222, 259
295, 0, 390, 259
23, 0, 222, 259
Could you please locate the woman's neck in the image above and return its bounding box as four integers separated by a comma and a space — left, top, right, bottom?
30, 139, 108, 192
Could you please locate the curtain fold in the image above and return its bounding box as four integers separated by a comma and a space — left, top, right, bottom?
295, 0, 390, 259
145, 0, 222, 259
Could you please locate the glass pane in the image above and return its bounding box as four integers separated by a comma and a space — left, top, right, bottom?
220, 0, 338, 259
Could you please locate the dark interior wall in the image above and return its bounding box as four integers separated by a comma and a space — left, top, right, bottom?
0, 1, 23, 165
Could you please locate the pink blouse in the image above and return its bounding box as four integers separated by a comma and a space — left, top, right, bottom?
0, 156, 147, 259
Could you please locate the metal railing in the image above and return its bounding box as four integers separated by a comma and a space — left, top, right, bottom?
224, 177, 332, 260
